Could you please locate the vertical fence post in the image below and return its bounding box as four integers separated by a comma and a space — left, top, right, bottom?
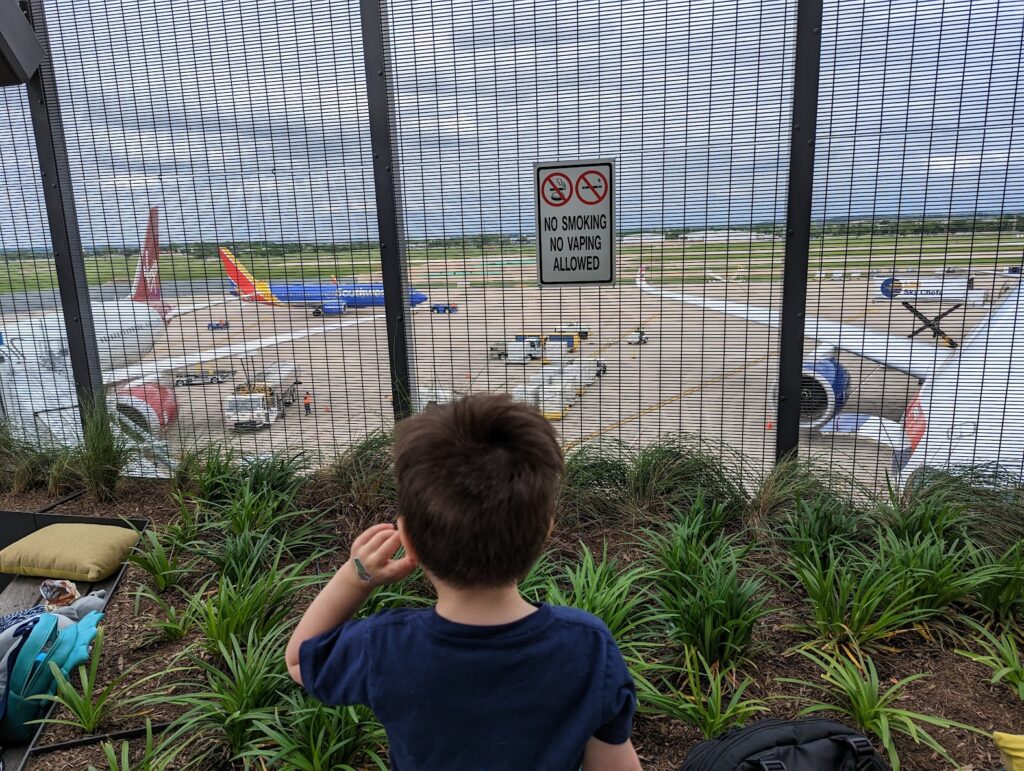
359, 0, 414, 421
775, 0, 823, 461
23, 0, 102, 402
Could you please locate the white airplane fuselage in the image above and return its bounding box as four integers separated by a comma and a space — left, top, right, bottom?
898, 281, 1024, 485
0, 300, 165, 373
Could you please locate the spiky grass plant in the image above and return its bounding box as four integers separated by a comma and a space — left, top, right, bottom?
72, 398, 134, 501
956, 620, 1024, 701
642, 495, 734, 572
875, 529, 1001, 623
0, 421, 57, 494
557, 440, 635, 525
136, 584, 206, 644
129, 529, 192, 593
46, 444, 79, 496
653, 535, 771, 668
897, 465, 1024, 551
240, 691, 388, 771
628, 434, 747, 517
745, 455, 848, 532
781, 649, 982, 771
32, 628, 127, 734
326, 429, 398, 516
786, 548, 933, 656
153, 627, 290, 769
199, 562, 311, 658
971, 542, 1024, 626
779, 496, 863, 563
91, 719, 159, 771
636, 647, 768, 738
519, 551, 555, 604
543, 545, 662, 651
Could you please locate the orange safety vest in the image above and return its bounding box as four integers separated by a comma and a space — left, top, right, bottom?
303, 394, 312, 406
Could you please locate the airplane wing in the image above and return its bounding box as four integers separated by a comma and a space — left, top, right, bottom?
164, 295, 233, 321
636, 267, 940, 380
103, 313, 383, 386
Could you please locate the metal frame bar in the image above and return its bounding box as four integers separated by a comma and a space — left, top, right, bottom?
775, 0, 824, 461
359, 0, 414, 421
22, 0, 102, 402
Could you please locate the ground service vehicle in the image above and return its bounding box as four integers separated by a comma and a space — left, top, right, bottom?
207, 320, 230, 331
503, 339, 543, 364
223, 361, 300, 430
174, 368, 235, 386
430, 303, 459, 314
626, 329, 649, 345
554, 323, 589, 340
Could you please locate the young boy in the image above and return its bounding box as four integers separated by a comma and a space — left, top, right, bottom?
285, 394, 641, 770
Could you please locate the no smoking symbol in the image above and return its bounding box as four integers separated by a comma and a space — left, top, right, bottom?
541, 172, 573, 207
575, 169, 608, 205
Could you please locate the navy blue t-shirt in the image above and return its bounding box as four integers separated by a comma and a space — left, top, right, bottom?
299, 603, 636, 770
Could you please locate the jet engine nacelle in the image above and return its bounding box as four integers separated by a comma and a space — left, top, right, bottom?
799, 356, 851, 429
115, 383, 178, 433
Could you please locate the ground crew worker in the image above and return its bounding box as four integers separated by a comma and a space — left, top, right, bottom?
303, 391, 313, 416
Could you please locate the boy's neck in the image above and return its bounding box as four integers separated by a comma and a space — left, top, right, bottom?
433, 581, 537, 626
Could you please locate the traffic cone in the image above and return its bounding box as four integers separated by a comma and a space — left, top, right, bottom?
764, 420, 774, 431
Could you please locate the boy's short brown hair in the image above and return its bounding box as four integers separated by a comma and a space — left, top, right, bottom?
393, 393, 564, 588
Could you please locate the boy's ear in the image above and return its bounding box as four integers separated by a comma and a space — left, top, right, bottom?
396, 517, 419, 564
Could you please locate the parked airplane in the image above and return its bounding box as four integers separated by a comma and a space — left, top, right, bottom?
0, 208, 383, 462
636, 266, 1024, 486
218, 247, 428, 315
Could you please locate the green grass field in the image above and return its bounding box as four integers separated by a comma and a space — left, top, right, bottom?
0, 234, 1020, 296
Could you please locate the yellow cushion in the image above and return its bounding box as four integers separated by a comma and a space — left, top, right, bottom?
0, 524, 139, 582
995, 732, 1024, 771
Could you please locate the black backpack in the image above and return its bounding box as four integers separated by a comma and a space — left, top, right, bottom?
679, 718, 892, 771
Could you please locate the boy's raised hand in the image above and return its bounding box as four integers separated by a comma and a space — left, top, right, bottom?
344, 523, 418, 590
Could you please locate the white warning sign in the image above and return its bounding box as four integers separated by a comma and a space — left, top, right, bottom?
536, 159, 614, 286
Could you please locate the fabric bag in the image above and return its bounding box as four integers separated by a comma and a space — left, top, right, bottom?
679, 718, 892, 771
0, 610, 102, 744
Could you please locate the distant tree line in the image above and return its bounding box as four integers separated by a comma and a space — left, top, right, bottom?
3, 214, 1022, 260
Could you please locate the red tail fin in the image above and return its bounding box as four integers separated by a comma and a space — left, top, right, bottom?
131, 207, 161, 303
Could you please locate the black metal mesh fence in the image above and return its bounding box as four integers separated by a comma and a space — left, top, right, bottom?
0, 0, 1021, 490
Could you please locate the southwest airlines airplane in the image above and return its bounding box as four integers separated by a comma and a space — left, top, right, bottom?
636, 266, 1024, 487
218, 247, 428, 315
0, 208, 385, 456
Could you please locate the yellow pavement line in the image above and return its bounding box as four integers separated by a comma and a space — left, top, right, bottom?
566, 307, 874, 450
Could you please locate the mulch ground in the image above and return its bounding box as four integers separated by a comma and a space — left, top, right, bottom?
4, 482, 1022, 770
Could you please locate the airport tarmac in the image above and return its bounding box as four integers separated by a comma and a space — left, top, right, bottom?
150, 263, 1012, 491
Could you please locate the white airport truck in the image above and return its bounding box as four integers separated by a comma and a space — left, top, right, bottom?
223, 361, 300, 430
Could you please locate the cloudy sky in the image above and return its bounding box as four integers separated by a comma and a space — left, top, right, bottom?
0, 0, 1021, 249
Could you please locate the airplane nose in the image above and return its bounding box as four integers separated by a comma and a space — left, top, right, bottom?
410, 291, 428, 306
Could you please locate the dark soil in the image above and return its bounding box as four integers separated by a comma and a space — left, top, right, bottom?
14, 483, 1024, 771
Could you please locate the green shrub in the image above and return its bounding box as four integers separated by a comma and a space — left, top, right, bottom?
557, 440, 634, 524
628, 434, 746, 516
199, 564, 310, 658
787, 548, 932, 656
971, 542, 1024, 626
136, 585, 205, 644
875, 529, 999, 623
154, 628, 289, 768
189, 445, 240, 505
637, 648, 767, 738
129, 529, 191, 593
779, 496, 863, 562
956, 620, 1024, 701
781, 649, 982, 771
544, 545, 661, 651
73, 399, 133, 502
746, 456, 840, 531
654, 537, 771, 668
898, 465, 1024, 550
643, 495, 734, 571
0, 421, 57, 494
326, 430, 397, 515
240, 691, 387, 771
518, 551, 555, 604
